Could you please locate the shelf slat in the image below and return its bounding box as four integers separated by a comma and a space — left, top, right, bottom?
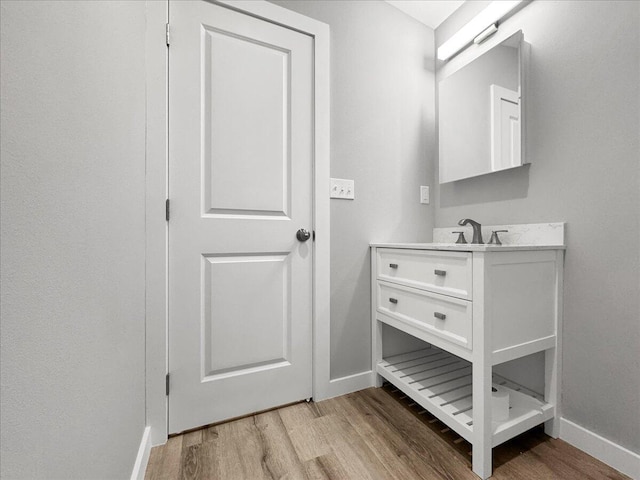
402, 358, 462, 382
377, 346, 555, 447
416, 365, 472, 391
394, 352, 450, 374
379, 348, 433, 368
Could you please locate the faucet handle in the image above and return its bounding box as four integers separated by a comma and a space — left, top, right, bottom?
452, 231, 467, 244
488, 230, 508, 245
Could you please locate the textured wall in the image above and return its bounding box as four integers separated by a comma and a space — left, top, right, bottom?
0, 1, 147, 478
271, 1, 436, 379
435, 1, 640, 453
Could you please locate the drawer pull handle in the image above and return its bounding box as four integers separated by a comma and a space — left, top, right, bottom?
434, 312, 446, 320
434, 269, 447, 276
389, 298, 398, 304
389, 263, 398, 269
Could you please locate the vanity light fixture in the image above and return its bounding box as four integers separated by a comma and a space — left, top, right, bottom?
474, 23, 499, 45
437, 0, 523, 61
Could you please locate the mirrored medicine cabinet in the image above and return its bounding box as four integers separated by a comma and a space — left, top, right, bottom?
439, 31, 529, 184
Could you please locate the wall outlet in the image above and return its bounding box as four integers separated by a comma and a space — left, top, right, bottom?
420, 185, 430, 204
330, 178, 355, 200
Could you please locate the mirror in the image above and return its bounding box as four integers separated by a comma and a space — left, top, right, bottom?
439, 31, 528, 184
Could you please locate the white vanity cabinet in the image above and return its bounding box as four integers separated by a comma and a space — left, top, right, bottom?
371, 243, 564, 479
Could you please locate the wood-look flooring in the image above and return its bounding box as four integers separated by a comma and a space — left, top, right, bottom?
145, 385, 630, 480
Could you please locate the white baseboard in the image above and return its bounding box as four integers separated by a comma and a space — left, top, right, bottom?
130, 426, 152, 480
560, 418, 640, 479
322, 370, 374, 400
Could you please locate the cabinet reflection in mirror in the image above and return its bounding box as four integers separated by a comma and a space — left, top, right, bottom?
439, 31, 529, 184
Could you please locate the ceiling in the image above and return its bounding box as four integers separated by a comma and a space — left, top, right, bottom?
385, 0, 465, 29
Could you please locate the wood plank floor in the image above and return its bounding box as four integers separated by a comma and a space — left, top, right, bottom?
145, 385, 630, 480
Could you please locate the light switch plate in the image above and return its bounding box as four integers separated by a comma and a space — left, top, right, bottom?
420, 185, 430, 204
330, 178, 355, 200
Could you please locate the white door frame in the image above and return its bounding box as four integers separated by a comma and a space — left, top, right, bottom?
144, 0, 330, 446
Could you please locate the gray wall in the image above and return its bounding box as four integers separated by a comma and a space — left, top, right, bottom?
271, 1, 436, 379
435, 1, 640, 453
0, 1, 147, 478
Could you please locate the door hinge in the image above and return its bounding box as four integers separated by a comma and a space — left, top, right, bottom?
313, 230, 316, 241
165, 373, 170, 396
165, 199, 170, 221
165, 23, 170, 47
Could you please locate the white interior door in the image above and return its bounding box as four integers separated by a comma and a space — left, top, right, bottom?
168, 0, 314, 434
490, 84, 521, 171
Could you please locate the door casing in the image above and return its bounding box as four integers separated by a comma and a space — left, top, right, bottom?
144, 0, 330, 446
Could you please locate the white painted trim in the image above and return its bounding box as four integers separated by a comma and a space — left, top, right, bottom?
145, 0, 169, 447
217, 0, 327, 35
130, 426, 152, 480
560, 418, 640, 480
323, 371, 375, 400
492, 335, 555, 365
145, 0, 331, 444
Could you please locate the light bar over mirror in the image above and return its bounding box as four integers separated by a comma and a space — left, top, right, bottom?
437, 0, 523, 61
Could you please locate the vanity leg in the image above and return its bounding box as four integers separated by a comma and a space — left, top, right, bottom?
472, 362, 493, 479
370, 248, 384, 387
544, 346, 560, 438
472, 252, 492, 479
545, 250, 563, 438
373, 320, 384, 387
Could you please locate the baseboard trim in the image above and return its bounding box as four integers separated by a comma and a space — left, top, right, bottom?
322, 370, 374, 400
560, 418, 640, 479
130, 426, 152, 480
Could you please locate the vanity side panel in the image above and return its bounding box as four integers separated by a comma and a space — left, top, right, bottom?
488, 250, 558, 358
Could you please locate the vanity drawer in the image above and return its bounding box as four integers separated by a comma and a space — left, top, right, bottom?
377, 281, 472, 350
377, 248, 472, 300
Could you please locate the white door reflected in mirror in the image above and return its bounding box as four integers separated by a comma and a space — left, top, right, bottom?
490, 84, 521, 171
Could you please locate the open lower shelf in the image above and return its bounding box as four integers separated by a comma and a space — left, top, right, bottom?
377, 346, 555, 447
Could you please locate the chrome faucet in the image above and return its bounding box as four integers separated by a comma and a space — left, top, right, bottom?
458, 218, 483, 244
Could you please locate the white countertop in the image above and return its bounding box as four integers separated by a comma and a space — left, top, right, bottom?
370, 242, 566, 252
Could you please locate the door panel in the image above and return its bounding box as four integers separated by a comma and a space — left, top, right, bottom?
169, 1, 313, 434
202, 253, 291, 378
203, 26, 291, 216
